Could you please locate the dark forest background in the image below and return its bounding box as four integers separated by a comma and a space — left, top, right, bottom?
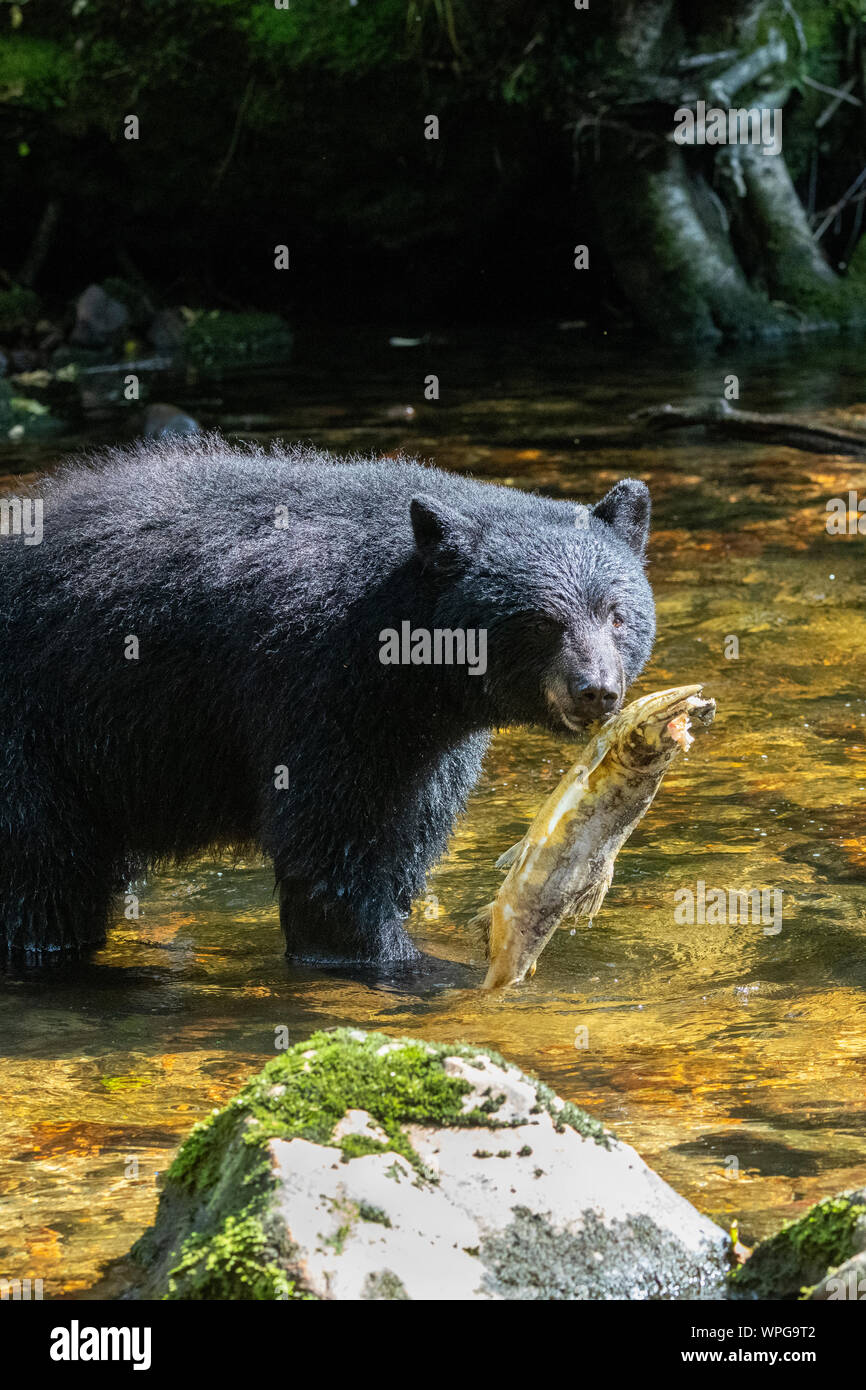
3, 0, 866, 340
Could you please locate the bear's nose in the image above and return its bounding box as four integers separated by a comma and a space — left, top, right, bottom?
570, 681, 620, 718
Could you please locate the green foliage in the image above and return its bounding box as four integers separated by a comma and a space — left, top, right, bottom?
2, 0, 864, 329
0, 284, 39, 332
247, 0, 410, 71
0, 35, 76, 109
181, 311, 293, 369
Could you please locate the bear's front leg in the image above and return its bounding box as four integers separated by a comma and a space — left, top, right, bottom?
278, 876, 421, 966
268, 730, 488, 968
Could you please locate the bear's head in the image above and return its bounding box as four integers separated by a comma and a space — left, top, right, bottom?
410, 478, 655, 735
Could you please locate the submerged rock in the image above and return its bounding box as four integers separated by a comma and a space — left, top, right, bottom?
729, 1189, 866, 1300
128, 1029, 730, 1301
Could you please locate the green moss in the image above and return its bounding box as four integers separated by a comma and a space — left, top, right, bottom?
163, 1104, 241, 1196
181, 311, 293, 370
338, 1134, 390, 1162
760, 253, 866, 329
247, 0, 410, 72
532, 1080, 610, 1146
166, 1207, 310, 1301
135, 1028, 611, 1299
358, 1201, 392, 1227
730, 1192, 866, 1300
167, 1030, 610, 1199
321, 1206, 355, 1255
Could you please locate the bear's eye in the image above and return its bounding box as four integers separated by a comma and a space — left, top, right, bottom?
531, 615, 560, 636
610, 610, 625, 630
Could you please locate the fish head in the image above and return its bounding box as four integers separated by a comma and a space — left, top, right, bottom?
612, 685, 716, 768
481, 902, 545, 991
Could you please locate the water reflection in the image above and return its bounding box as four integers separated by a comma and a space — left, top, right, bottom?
1, 329, 865, 1295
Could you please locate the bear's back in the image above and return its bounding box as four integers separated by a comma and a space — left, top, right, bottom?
3, 436, 568, 597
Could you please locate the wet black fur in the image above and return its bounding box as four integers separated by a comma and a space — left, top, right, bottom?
0, 437, 654, 962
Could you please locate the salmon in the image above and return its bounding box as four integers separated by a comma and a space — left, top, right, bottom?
474, 685, 716, 989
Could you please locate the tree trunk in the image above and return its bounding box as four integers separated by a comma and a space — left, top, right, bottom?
586, 0, 866, 340
593, 144, 787, 341
738, 146, 840, 310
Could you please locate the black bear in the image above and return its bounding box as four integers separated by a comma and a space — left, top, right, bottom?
0, 438, 655, 962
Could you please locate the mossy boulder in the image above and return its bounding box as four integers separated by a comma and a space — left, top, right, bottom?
181, 310, 293, 370
729, 1190, 866, 1301
127, 1028, 730, 1300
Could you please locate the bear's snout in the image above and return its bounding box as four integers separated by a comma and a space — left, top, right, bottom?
567, 679, 621, 722
543, 640, 627, 733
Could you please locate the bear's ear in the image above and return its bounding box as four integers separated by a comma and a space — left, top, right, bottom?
592, 479, 651, 558
410, 495, 477, 571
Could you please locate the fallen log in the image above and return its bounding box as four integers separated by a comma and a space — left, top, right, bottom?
630, 399, 866, 456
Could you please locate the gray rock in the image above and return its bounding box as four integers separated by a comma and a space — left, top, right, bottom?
148, 309, 186, 351
70, 284, 129, 348
127, 1029, 731, 1301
